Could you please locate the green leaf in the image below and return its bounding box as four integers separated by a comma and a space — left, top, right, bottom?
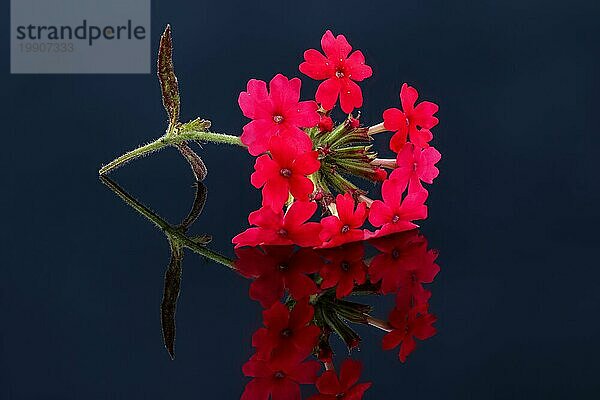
179, 117, 212, 133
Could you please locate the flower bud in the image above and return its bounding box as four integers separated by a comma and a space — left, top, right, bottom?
318, 115, 334, 132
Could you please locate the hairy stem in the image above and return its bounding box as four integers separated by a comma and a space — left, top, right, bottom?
99, 130, 245, 175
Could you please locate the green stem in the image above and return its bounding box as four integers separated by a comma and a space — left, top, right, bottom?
99, 130, 245, 175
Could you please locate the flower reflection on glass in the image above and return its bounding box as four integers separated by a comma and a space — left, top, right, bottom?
236, 230, 440, 399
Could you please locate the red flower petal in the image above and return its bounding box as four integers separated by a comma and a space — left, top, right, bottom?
238, 79, 270, 119
262, 302, 290, 332
283, 201, 317, 228
400, 83, 418, 111
300, 49, 333, 79
320, 30, 352, 60
368, 200, 393, 227
382, 330, 404, 351
241, 378, 272, 400
345, 51, 372, 82
269, 74, 301, 111
241, 119, 278, 156
285, 272, 318, 300
288, 300, 314, 330
339, 79, 363, 114
287, 360, 321, 384
315, 370, 341, 395
249, 272, 285, 307
242, 359, 273, 378
251, 154, 280, 189
345, 382, 372, 399
338, 359, 362, 389
315, 78, 342, 111
293, 150, 320, 176
270, 378, 301, 400
418, 146, 441, 184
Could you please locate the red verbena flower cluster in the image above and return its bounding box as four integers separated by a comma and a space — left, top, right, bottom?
233, 30, 441, 249
236, 230, 439, 399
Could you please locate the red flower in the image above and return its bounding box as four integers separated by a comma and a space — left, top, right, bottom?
348, 114, 361, 129
308, 359, 371, 400
382, 304, 437, 362
300, 30, 372, 114
319, 193, 368, 248
234, 246, 322, 307
383, 83, 439, 152
251, 136, 320, 210
253, 300, 321, 362
239, 74, 319, 156
232, 201, 322, 248
368, 178, 427, 239
242, 355, 321, 400
390, 143, 441, 194
318, 243, 367, 298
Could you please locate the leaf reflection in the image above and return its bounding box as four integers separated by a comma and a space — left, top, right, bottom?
100, 175, 229, 359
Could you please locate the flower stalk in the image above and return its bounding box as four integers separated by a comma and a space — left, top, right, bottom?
98, 129, 244, 175
98, 25, 245, 177
367, 122, 386, 135
371, 158, 397, 169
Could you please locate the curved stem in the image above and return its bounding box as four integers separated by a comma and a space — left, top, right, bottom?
99, 130, 245, 175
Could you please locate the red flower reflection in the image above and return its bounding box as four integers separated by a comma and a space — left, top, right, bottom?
300, 30, 372, 113
383, 83, 439, 152
253, 300, 321, 363
308, 359, 371, 400
242, 354, 321, 400
318, 243, 367, 298
234, 246, 322, 307
369, 231, 440, 295
235, 231, 440, 398
382, 304, 437, 363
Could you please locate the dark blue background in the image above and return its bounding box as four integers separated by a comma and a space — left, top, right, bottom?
3, 0, 599, 398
